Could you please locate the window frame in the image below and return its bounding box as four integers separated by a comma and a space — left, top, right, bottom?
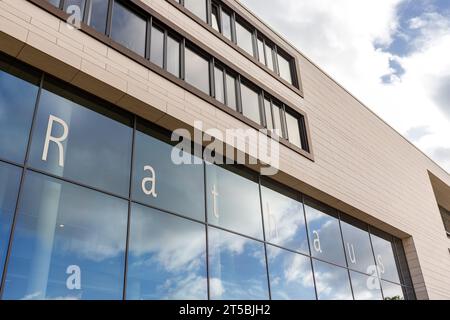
33, 0, 313, 159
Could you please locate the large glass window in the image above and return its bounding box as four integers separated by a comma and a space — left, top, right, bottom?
150, 25, 164, 68
350, 271, 383, 300
304, 198, 346, 267
132, 123, 205, 221
167, 36, 181, 77
340, 215, 376, 275
277, 53, 293, 84
235, 21, 254, 56
313, 260, 353, 300
208, 227, 269, 300
206, 165, 263, 239
185, 47, 210, 95
240, 82, 261, 125
2, 172, 128, 300
285, 111, 302, 149
267, 246, 315, 300
0, 63, 39, 164
370, 230, 401, 284
28, 81, 133, 198
381, 281, 404, 300
126, 204, 207, 300
111, 1, 147, 57
184, 0, 207, 22
0, 162, 22, 283
261, 181, 308, 254
87, 0, 109, 34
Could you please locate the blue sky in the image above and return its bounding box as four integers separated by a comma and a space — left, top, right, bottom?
241, 0, 450, 172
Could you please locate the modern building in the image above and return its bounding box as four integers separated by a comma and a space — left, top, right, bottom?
0, 0, 449, 300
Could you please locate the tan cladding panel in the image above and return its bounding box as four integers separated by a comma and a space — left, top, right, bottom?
1, 0, 450, 299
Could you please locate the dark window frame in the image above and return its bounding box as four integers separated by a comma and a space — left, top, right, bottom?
167, 0, 301, 92
31, 0, 313, 159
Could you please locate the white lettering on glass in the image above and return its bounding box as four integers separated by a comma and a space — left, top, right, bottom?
211, 184, 219, 219
142, 165, 158, 198
42, 115, 69, 167
347, 243, 357, 264
66, 265, 81, 290
313, 230, 322, 253
377, 254, 385, 274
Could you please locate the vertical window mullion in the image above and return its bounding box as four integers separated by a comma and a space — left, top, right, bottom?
105, 0, 114, 38
269, 99, 276, 131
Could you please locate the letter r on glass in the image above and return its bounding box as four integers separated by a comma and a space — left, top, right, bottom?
42, 115, 69, 167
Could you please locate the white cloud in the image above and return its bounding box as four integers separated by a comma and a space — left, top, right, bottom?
240, 0, 450, 172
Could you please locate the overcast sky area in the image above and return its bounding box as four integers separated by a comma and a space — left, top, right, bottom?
240, 0, 450, 172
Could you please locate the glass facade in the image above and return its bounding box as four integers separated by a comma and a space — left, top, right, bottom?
0, 55, 414, 300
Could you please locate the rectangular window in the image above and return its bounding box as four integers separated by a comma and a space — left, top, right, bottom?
313, 260, 353, 300
150, 25, 164, 68
28, 80, 133, 198
211, 3, 220, 32
214, 66, 225, 104
185, 47, 210, 94
265, 43, 275, 71
221, 10, 232, 41
208, 227, 269, 300
206, 164, 263, 239
439, 206, 450, 234
2, 172, 128, 300
184, 0, 207, 22
0, 61, 39, 164
257, 38, 265, 65
272, 101, 284, 138
132, 122, 205, 222
0, 162, 22, 286
225, 72, 237, 110
235, 21, 254, 56
111, 1, 147, 56
167, 35, 180, 77
277, 52, 293, 84
263, 98, 273, 130
87, 0, 109, 34
240, 82, 261, 125
285, 111, 303, 149
126, 204, 207, 300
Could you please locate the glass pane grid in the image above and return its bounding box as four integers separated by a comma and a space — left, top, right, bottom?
0, 55, 413, 300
